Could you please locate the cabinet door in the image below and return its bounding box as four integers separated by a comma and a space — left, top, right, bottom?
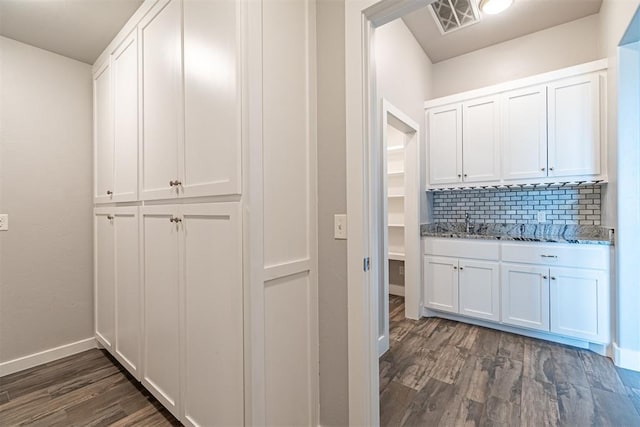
550, 267, 609, 342
501, 264, 549, 331
502, 86, 548, 180
139, 0, 182, 201
424, 256, 459, 313
459, 260, 500, 321
182, 0, 241, 198
141, 206, 180, 415
181, 203, 243, 427
462, 96, 501, 183
111, 32, 139, 202
94, 62, 114, 203
548, 74, 601, 178
428, 105, 462, 185
114, 208, 141, 378
95, 210, 115, 349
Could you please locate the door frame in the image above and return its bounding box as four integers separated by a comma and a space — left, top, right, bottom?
346, 0, 435, 424
615, 7, 640, 371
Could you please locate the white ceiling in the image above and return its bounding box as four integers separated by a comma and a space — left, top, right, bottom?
403, 0, 603, 63
0, 0, 144, 64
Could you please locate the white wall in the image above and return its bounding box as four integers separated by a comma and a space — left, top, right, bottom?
0, 37, 93, 364
431, 14, 601, 98
317, 0, 349, 425
597, 0, 640, 369
376, 18, 433, 224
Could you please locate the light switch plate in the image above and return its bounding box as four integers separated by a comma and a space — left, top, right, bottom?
334, 214, 347, 239
0, 214, 8, 231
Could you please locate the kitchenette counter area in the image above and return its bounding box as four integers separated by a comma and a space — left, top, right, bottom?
421, 222, 615, 245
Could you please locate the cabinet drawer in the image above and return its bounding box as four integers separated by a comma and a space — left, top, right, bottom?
501, 242, 609, 270
424, 238, 499, 261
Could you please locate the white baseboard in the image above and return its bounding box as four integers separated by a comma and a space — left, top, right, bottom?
613, 343, 640, 372
0, 337, 97, 377
389, 284, 405, 296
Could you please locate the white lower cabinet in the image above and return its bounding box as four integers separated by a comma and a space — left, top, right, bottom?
423, 239, 611, 345
459, 260, 500, 322
141, 207, 181, 413
501, 263, 550, 332
94, 207, 141, 378
549, 267, 609, 343
424, 256, 459, 314
141, 203, 243, 425
95, 210, 115, 349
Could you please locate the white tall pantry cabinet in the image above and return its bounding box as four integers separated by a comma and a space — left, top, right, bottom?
93, 0, 243, 425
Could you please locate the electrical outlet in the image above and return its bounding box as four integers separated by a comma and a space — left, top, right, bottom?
399, 264, 404, 276
334, 214, 347, 239
537, 211, 546, 223
0, 214, 8, 231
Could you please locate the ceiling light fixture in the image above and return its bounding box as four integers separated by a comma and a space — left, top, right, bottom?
479, 0, 513, 15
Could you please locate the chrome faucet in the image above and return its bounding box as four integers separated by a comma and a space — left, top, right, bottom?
465, 213, 472, 233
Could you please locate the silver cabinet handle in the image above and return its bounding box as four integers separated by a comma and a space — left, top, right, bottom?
541, 255, 558, 258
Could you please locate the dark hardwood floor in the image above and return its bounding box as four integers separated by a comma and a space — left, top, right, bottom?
381, 295, 640, 427
0, 349, 181, 426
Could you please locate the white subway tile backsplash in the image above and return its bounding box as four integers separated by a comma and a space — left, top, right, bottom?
432, 185, 601, 225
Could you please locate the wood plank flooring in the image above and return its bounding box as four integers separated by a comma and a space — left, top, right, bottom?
0, 349, 181, 426
381, 295, 640, 427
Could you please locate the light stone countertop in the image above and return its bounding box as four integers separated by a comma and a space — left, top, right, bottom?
420, 223, 614, 246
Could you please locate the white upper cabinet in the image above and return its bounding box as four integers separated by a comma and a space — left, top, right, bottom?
425, 61, 607, 187
94, 61, 114, 203
462, 96, 501, 182
428, 104, 462, 185
548, 73, 601, 178
111, 32, 139, 202
182, 0, 241, 198
501, 85, 548, 181
139, 0, 183, 201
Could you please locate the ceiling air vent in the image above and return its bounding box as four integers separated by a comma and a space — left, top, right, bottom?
429, 0, 481, 35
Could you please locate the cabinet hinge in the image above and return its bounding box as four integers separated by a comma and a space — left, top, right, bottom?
364, 257, 370, 272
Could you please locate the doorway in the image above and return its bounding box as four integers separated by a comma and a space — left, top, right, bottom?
378, 100, 420, 356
